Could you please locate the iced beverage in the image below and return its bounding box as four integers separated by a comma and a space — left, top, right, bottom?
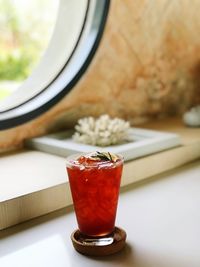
66, 151, 123, 237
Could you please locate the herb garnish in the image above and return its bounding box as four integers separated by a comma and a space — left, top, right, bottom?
90, 151, 119, 162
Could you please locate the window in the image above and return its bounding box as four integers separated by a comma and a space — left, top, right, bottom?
0, 0, 110, 130
0, 0, 58, 106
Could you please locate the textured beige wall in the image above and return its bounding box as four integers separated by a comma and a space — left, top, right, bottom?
0, 0, 200, 151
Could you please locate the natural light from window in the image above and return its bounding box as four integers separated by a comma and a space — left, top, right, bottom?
0, 0, 58, 103
0, 0, 109, 130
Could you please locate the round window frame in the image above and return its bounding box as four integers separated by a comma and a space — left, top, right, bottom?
0, 0, 110, 130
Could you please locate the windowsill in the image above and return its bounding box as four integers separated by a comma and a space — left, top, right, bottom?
0, 117, 200, 230
1, 160, 199, 266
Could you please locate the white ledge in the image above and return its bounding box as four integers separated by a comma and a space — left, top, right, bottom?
0, 117, 200, 230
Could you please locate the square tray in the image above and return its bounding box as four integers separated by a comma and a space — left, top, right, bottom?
25, 128, 181, 161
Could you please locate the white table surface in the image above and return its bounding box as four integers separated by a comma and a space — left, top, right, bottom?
0, 160, 200, 267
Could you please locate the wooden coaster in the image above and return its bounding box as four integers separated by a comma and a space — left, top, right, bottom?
71, 227, 127, 256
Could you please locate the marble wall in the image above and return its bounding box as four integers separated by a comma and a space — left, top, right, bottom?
0, 0, 200, 150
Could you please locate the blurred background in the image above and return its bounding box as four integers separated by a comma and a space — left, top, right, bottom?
0, 0, 200, 150
0, 0, 58, 101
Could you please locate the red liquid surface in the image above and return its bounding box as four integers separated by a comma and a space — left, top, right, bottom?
67, 157, 123, 237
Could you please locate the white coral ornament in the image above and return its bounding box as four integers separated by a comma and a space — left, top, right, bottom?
72, 115, 131, 146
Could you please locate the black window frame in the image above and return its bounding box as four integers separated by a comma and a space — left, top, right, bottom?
0, 0, 110, 130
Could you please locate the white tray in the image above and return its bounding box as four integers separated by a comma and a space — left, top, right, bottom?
25, 128, 181, 161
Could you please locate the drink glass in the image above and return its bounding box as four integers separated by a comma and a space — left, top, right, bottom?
66, 152, 123, 245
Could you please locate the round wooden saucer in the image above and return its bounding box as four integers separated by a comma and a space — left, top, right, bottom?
71, 227, 127, 256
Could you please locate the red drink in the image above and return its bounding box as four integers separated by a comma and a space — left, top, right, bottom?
66, 152, 123, 237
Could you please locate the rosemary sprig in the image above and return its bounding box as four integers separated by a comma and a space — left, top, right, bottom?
96, 151, 111, 161
90, 151, 118, 162
108, 152, 113, 161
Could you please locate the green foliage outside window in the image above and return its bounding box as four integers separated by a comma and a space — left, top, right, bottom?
0, 0, 57, 100
0, 50, 32, 81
